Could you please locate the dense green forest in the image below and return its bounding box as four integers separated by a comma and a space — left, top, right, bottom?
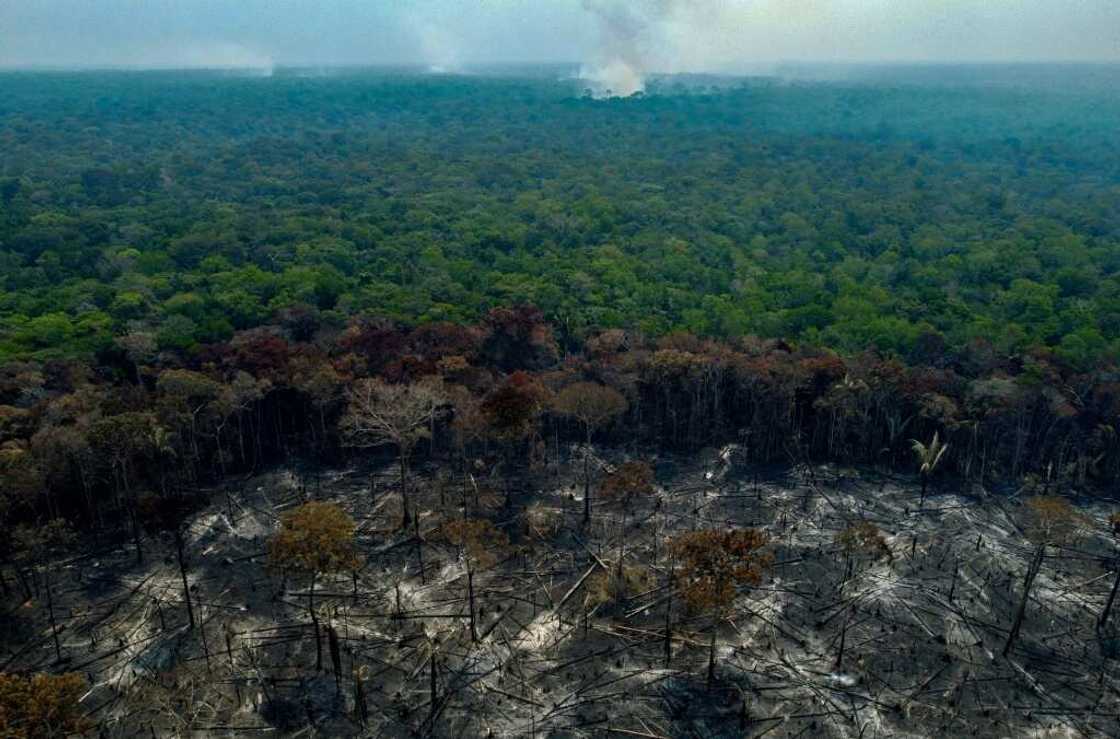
2, 66, 1119, 366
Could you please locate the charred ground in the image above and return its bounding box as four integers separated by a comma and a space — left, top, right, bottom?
5, 447, 1120, 738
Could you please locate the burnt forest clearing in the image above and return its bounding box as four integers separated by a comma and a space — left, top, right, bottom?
1, 62, 1120, 737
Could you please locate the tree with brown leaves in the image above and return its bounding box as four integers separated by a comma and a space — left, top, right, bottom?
1004, 495, 1084, 656
0, 671, 90, 738
601, 460, 656, 576
553, 382, 628, 523
441, 518, 508, 642
671, 528, 771, 686
341, 378, 446, 528
269, 502, 361, 671
835, 521, 891, 580
600, 460, 655, 513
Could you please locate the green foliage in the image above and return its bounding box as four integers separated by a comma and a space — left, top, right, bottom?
0, 68, 1118, 364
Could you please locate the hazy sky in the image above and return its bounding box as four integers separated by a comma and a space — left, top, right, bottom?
1, 0, 1117, 70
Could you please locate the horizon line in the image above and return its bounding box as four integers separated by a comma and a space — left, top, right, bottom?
2, 59, 1119, 73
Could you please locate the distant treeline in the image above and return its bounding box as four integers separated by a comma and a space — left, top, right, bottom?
1, 71, 1119, 366
2, 306, 1118, 552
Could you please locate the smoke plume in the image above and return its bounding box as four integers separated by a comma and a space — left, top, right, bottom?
580, 0, 750, 97
580, 0, 669, 97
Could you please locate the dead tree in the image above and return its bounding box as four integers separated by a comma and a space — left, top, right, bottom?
0, 672, 91, 737
441, 517, 508, 642
1099, 512, 1120, 630
138, 494, 201, 629
671, 528, 771, 688
834, 520, 890, 583
341, 377, 446, 528
13, 519, 74, 664
600, 460, 656, 576
1003, 495, 1083, 657
552, 382, 628, 524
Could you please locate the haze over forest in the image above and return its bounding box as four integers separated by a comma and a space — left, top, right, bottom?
3, 3, 1120, 738
3, 1, 1118, 72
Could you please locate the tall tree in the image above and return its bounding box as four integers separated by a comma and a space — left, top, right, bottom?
441, 517, 508, 642
13, 519, 73, 664
553, 382, 628, 523
1003, 496, 1083, 656
341, 378, 446, 528
1100, 512, 1120, 630
911, 432, 949, 506
139, 494, 200, 630
671, 528, 771, 687
269, 501, 361, 671
88, 412, 155, 563
600, 460, 656, 576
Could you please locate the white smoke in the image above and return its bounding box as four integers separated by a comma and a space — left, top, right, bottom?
580, 0, 668, 97
580, 0, 753, 97
405, 1, 469, 74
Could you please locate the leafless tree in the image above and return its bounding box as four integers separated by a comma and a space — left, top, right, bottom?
341, 378, 446, 527
1004, 495, 1083, 656
553, 382, 628, 523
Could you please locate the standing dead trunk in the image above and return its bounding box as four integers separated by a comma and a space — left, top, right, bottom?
836, 609, 851, 669
45, 571, 61, 663
174, 528, 196, 630
663, 575, 674, 668
327, 624, 342, 691
582, 427, 592, 524
429, 652, 439, 718
399, 453, 412, 529
467, 566, 478, 642
129, 506, 144, 564
706, 627, 718, 689
1003, 543, 1044, 657
353, 667, 369, 726
309, 571, 323, 671
1099, 564, 1120, 630
415, 515, 426, 585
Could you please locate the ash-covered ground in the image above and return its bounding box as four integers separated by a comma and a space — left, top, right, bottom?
5, 448, 1120, 738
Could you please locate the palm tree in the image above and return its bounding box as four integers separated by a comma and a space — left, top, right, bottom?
911, 432, 949, 506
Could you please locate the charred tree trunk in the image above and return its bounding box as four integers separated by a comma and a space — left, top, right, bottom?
663, 577, 673, 668
1099, 564, 1120, 630
128, 505, 144, 564
328, 624, 342, 691
706, 626, 718, 689
174, 528, 196, 630
399, 452, 412, 530
467, 566, 478, 642
309, 571, 323, 671
45, 571, 61, 663
429, 651, 439, 719
836, 609, 850, 670
582, 426, 592, 524
353, 667, 369, 726
1003, 543, 1044, 657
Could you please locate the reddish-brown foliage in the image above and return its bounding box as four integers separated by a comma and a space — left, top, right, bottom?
671, 529, 771, 614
